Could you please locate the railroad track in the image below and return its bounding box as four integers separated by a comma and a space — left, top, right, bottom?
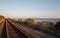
1, 20, 7, 38
0, 19, 40, 38
0, 19, 5, 38
6, 20, 29, 38
1, 20, 29, 38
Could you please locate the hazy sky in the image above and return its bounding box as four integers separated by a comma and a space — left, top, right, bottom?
0, 0, 60, 18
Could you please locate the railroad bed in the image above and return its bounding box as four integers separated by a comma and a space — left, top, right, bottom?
0, 19, 58, 38
0, 19, 5, 38
0, 19, 40, 38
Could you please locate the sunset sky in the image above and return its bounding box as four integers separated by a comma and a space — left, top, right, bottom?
0, 0, 60, 18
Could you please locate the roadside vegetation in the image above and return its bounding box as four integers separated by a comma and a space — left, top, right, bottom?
12, 18, 60, 37
0, 15, 4, 21
24, 18, 35, 25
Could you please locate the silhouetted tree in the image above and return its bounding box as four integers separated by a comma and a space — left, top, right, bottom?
55, 22, 60, 37
55, 22, 60, 30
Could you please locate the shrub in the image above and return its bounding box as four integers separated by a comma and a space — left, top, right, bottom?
24, 18, 35, 25
55, 22, 60, 30
0, 15, 4, 21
